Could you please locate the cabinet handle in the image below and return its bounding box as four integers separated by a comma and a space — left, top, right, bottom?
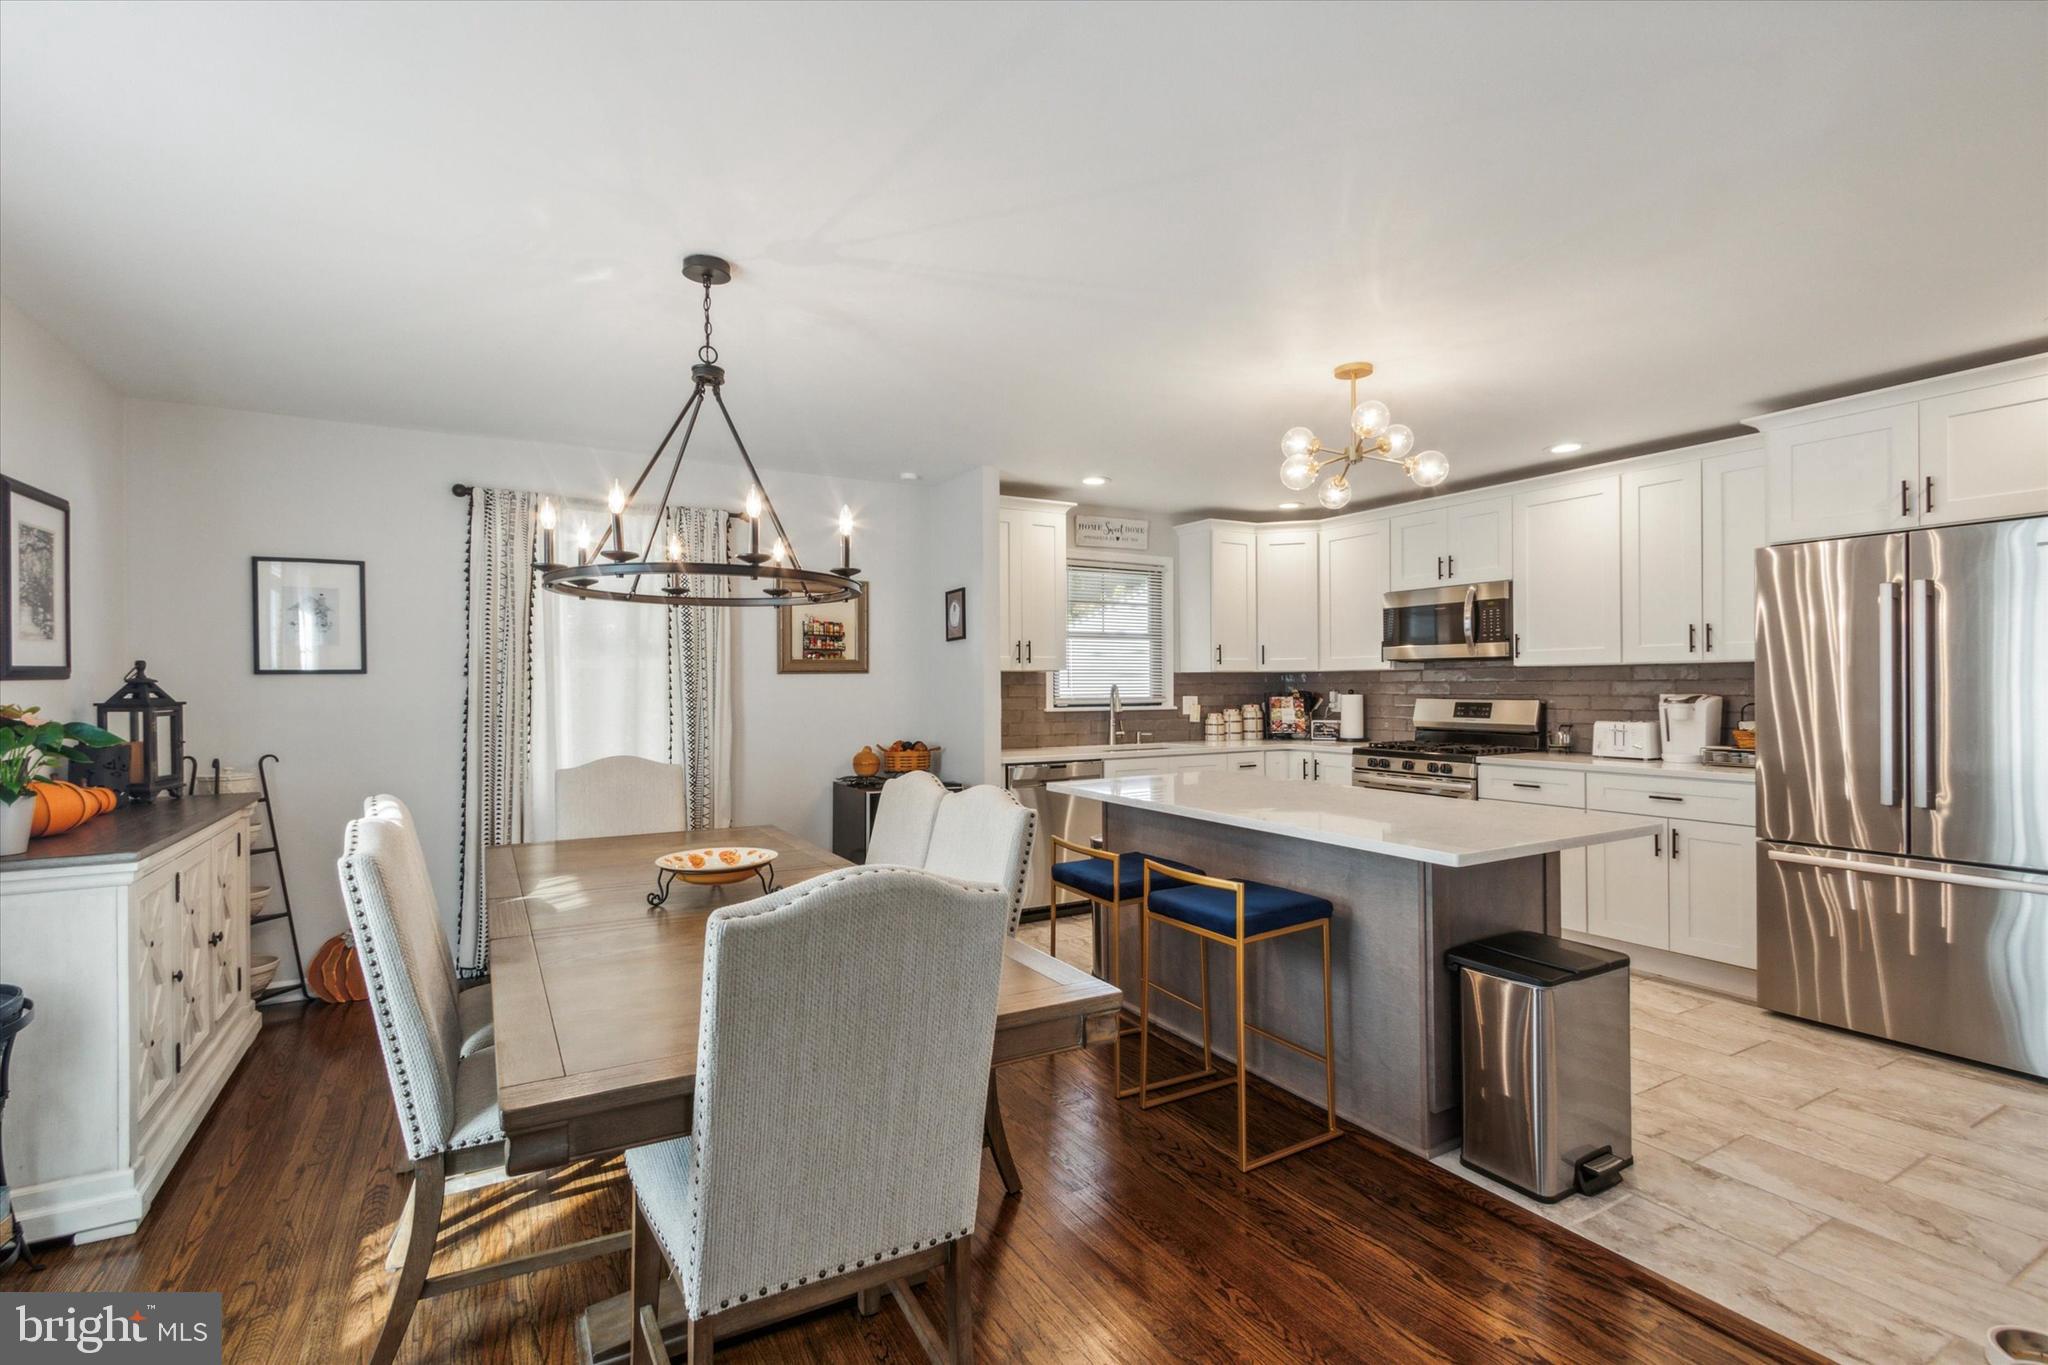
1437, 555, 1444, 580
1704, 622, 1714, 652
1652, 832, 1662, 858
1924, 475, 1934, 513
1689, 623, 1697, 653
172, 969, 184, 983
208, 931, 223, 947
1215, 645, 1222, 666
1647, 794, 1684, 803
1512, 782, 1543, 790
1301, 758, 1309, 779
1514, 633, 1521, 658
1900, 479, 1911, 517
174, 872, 180, 900
1671, 828, 1682, 860
1447, 554, 1455, 577
174, 1041, 182, 1074
1259, 644, 1266, 665
1026, 640, 1032, 663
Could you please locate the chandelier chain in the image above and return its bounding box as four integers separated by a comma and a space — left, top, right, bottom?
698, 279, 718, 365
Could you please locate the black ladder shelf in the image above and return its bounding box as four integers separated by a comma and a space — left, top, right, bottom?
188, 754, 309, 1005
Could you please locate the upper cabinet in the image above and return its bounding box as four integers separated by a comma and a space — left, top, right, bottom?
1616, 441, 1768, 665
1254, 525, 1319, 671
997, 498, 1070, 672
1177, 521, 1259, 671
1917, 373, 2048, 526
1752, 356, 2048, 543
1513, 475, 1621, 666
1699, 447, 1768, 661
1389, 494, 1513, 589
1318, 515, 1391, 670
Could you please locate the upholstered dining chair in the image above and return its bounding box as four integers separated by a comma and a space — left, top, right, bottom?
863, 769, 947, 866
624, 865, 1008, 1365
362, 795, 492, 1059
917, 784, 1036, 1195
339, 811, 629, 1365
555, 755, 689, 840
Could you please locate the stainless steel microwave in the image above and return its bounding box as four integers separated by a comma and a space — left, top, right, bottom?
1382, 580, 1513, 661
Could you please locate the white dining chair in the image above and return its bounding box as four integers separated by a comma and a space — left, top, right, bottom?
362, 794, 492, 1058
623, 865, 1009, 1364
339, 811, 629, 1365
918, 784, 1036, 1196
863, 770, 946, 866
555, 755, 689, 840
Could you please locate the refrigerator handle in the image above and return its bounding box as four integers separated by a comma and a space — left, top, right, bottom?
1765, 848, 2048, 898
1910, 578, 1933, 809
1877, 581, 1898, 806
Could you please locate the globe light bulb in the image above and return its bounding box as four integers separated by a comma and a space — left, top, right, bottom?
1317, 475, 1354, 510
607, 480, 627, 515
1381, 424, 1415, 461
1411, 450, 1451, 487
1279, 451, 1318, 491
1350, 400, 1391, 441
1280, 426, 1317, 461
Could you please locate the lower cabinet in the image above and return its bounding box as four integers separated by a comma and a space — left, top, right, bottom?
1482, 765, 1756, 968
1263, 750, 1352, 784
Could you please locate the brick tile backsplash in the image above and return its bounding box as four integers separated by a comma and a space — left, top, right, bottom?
1002, 661, 1754, 752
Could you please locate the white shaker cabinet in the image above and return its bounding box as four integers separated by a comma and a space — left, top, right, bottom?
1584, 830, 1670, 949
1318, 515, 1390, 670
1666, 817, 1757, 968
1699, 447, 1768, 662
1512, 475, 1621, 666
1176, 521, 1259, 672
1254, 525, 1319, 671
997, 498, 1070, 672
0, 799, 259, 1245
1917, 373, 2048, 526
1761, 402, 1919, 543
1389, 495, 1514, 590
1619, 462, 1703, 663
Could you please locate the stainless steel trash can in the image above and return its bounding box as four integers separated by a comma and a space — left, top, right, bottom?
1445, 931, 1632, 1202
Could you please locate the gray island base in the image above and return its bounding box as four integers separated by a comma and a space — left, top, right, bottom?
1050, 771, 1659, 1155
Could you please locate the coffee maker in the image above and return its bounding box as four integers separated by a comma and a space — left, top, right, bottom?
1657, 693, 1723, 764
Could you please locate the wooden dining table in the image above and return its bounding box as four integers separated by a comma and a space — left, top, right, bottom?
484, 824, 1124, 1176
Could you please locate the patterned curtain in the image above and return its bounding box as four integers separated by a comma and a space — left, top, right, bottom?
666, 506, 734, 828
456, 488, 536, 976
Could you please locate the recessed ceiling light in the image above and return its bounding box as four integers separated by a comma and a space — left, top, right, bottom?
1277, 502, 1303, 510
1081, 475, 1109, 487
1547, 441, 1584, 456
899, 471, 920, 481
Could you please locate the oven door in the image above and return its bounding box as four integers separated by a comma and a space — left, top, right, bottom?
1383, 581, 1513, 661
1352, 766, 1475, 799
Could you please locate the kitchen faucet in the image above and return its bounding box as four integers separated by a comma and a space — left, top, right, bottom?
1108, 683, 1123, 746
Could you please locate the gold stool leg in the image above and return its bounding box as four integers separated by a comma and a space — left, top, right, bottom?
1234, 936, 1250, 1172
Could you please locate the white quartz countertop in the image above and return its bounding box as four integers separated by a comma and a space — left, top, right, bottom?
1045, 770, 1663, 868
1477, 752, 1757, 784
1002, 738, 1354, 766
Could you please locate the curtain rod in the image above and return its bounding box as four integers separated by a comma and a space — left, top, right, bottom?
451, 484, 474, 497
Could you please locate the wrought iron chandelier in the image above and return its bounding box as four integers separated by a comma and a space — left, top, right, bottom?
1277, 362, 1449, 509
537, 254, 862, 607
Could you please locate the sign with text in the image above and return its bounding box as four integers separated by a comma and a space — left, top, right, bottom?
1073, 515, 1149, 550
3, 1293, 221, 1362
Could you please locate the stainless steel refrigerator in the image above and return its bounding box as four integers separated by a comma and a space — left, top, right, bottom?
1755, 515, 2048, 1078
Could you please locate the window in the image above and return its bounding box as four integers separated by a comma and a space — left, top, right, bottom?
1052, 559, 1168, 708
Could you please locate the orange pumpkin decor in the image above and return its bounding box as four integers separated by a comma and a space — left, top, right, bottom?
306, 934, 370, 1004
28, 779, 110, 838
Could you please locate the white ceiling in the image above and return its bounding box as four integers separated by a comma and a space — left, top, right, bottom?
3, 2, 2044, 514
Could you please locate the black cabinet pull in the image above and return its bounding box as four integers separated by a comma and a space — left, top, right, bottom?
1301, 758, 1309, 779
1689, 623, 1697, 653
1671, 828, 1682, 860
171, 969, 184, 983
173, 872, 180, 900
1215, 644, 1222, 665
1437, 555, 1444, 579
1648, 794, 1684, 803
1512, 782, 1543, 790
1900, 479, 1910, 517
1447, 554, 1455, 577
1259, 644, 1266, 665
1652, 832, 1662, 858
1026, 640, 1032, 663
174, 1042, 182, 1074
1924, 475, 1934, 513
1514, 633, 1521, 657
1704, 622, 1714, 652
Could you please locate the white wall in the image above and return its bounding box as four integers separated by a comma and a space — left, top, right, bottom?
0, 297, 126, 719
120, 397, 997, 957
920, 467, 1002, 784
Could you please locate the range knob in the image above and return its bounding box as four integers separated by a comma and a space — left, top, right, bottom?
1401, 760, 1415, 771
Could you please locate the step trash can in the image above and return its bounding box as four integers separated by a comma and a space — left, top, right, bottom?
1445, 932, 1632, 1202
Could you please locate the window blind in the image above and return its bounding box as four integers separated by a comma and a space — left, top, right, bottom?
1053, 560, 1167, 708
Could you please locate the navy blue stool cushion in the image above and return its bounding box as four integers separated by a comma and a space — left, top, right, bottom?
1051, 852, 1201, 903
1147, 879, 1333, 938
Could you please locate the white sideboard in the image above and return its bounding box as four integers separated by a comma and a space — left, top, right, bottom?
0, 796, 259, 1244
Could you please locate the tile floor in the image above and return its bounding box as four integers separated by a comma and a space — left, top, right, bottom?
1019, 913, 2048, 1365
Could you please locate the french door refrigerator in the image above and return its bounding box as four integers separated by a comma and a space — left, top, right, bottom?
1754, 515, 2048, 1078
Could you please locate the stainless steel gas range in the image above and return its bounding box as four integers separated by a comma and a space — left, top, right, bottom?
1350, 698, 1547, 799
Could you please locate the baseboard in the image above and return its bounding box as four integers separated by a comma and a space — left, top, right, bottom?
1562, 932, 1757, 1001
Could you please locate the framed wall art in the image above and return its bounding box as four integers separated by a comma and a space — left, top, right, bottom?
777, 581, 869, 674
944, 587, 967, 642
252, 556, 367, 674
1, 477, 71, 679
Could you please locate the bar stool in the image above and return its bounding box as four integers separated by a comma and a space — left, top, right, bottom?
1046, 836, 1204, 1099
1137, 862, 1342, 1172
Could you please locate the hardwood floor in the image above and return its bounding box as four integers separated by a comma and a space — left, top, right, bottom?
21, 1003, 1814, 1363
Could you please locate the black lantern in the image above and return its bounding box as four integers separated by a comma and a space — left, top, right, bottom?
95, 661, 185, 803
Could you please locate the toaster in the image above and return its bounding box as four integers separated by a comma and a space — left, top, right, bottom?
1592, 721, 1661, 761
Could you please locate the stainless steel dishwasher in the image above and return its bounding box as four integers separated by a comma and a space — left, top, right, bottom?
1004, 760, 1104, 913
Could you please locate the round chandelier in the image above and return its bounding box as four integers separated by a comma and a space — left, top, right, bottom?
1277, 362, 1449, 510
537, 254, 862, 607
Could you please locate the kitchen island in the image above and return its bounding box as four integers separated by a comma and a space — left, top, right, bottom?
1045, 769, 1660, 1154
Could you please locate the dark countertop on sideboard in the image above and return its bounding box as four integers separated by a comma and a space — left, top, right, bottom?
0, 794, 259, 869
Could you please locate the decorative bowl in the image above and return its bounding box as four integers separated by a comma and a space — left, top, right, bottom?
657, 846, 780, 886
249, 954, 280, 995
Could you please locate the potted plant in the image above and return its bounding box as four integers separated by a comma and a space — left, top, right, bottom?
0, 705, 123, 855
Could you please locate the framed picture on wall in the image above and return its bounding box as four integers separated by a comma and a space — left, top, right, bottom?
252, 556, 367, 674
1, 477, 71, 679
777, 581, 869, 674
944, 587, 967, 642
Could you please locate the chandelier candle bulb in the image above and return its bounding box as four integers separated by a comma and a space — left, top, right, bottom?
604, 480, 629, 561
838, 504, 854, 572
537, 497, 558, 567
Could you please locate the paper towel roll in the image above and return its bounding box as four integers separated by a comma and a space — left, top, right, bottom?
1336, 693, 1366, 740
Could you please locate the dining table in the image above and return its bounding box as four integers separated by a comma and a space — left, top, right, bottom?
482, 823, 1124, 1363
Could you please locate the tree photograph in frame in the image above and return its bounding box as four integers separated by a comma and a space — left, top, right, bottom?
252, 556, 367, 674
1, 477, 71, 680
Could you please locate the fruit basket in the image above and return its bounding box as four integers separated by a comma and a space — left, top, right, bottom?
877, 741, 940, 773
